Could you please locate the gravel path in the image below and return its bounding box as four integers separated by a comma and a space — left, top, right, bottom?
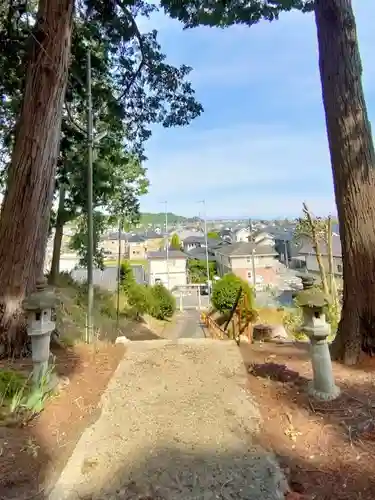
169, 311, 206, 340
49, 339, 287, 500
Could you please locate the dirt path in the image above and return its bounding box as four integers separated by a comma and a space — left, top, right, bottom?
48, 339, 287, 500
166, 310, 207, 340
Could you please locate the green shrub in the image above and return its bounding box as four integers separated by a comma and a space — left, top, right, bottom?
212, 273, 255, 313
127, 284, 154, 319
0, 370, 27, 400
282, 307, 305, 340
150, 284, 176, 320
119, 261, 135, 293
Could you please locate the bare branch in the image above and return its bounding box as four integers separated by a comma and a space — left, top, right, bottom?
64, 101, 86, 135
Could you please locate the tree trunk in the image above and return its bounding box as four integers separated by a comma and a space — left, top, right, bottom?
0, 0, 74, 357
49, 184, 66, 285
315, 0, 375, 365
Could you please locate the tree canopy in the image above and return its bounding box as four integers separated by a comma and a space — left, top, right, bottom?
161, 0, 313, 28
0, 0, 203, 353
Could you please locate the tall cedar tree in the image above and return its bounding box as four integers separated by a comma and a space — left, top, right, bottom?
161, 0, 375, 365
0, 0, 74, 355
0, 0, 202, 356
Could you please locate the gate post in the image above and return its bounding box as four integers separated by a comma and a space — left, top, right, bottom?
179, 290, 183, 311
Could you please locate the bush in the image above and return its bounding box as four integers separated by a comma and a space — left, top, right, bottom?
212, 273, 255, 313
282, 307, 305, 340
127, 284, 154, 319
119, 261, 135, 293
150, 283, 176, 320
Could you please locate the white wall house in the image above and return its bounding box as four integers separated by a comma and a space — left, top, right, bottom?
233, 227, 251, 242
147, 250, 187, 290
253, 231, 275, 247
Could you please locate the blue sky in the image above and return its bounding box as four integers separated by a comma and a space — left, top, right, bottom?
139, 1, 375, 219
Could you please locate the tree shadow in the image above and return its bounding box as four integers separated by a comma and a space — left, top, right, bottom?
48, 445, 289, 499
242, 349, 375, 499
47, 443, 375, 500
0, 339, 125, 500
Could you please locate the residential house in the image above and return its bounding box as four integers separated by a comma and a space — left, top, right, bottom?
147, 250, 188, 290
271, 230, 295, 264
252, 230, 275, 247
184, 246, 217, 262
172, 229, 204, 242
295, 234, 343, 276
220, 228, 233, 243
215, 241, 279, 284
182, 235, 221, 252
232, 227, 251, 242
126, 234, 147, 260
182, 235, 205, 252
143, 230, 165, 251
100, 232, 126, 256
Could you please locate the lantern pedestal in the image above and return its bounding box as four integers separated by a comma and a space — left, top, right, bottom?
296, 275, 340, 402
22, 277, 59, 389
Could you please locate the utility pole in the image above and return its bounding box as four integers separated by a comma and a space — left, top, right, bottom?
86, 49, 94, 344
248, 218, 257, 292
116, 216, 123, 333
199, 200, 211, 302
248, 218, 253, 241
161, 201, 170, 289
284, 239, 289, 268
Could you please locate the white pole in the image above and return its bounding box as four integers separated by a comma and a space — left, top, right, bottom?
252, 248, 257, 289
200, 200, 211, 303
164, 201, 170, 289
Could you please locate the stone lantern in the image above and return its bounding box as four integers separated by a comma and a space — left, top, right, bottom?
22, 277, 59, 386
295, 275, 340, 401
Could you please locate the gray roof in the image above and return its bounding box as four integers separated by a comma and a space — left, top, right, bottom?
215, 241, 277, 257
183, 235, 221, 248
144, 230, 163, 239
147, 250, 187, 260
127, 234, 146, 243
298, 234, 342, 257
105, 231, 127, 241
173, 229, 205, 240
185, 247, 216, 261
183, 235, 206, 244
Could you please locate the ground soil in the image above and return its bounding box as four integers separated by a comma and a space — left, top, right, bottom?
0, 342, 125, 500
49, 339, 286, 500
240, 341, 375, 500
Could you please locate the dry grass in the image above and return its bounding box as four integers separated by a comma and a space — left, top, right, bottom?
257, 307, 286, 325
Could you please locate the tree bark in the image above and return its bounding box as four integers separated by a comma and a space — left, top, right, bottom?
315, 0, 375, 364
0, 0, 74, 356
49, 184, 66, 285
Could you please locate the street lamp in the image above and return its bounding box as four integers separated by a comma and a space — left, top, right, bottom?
198, 200, 211, 302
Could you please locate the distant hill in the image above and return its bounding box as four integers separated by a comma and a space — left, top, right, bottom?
140, 212, 187, 225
